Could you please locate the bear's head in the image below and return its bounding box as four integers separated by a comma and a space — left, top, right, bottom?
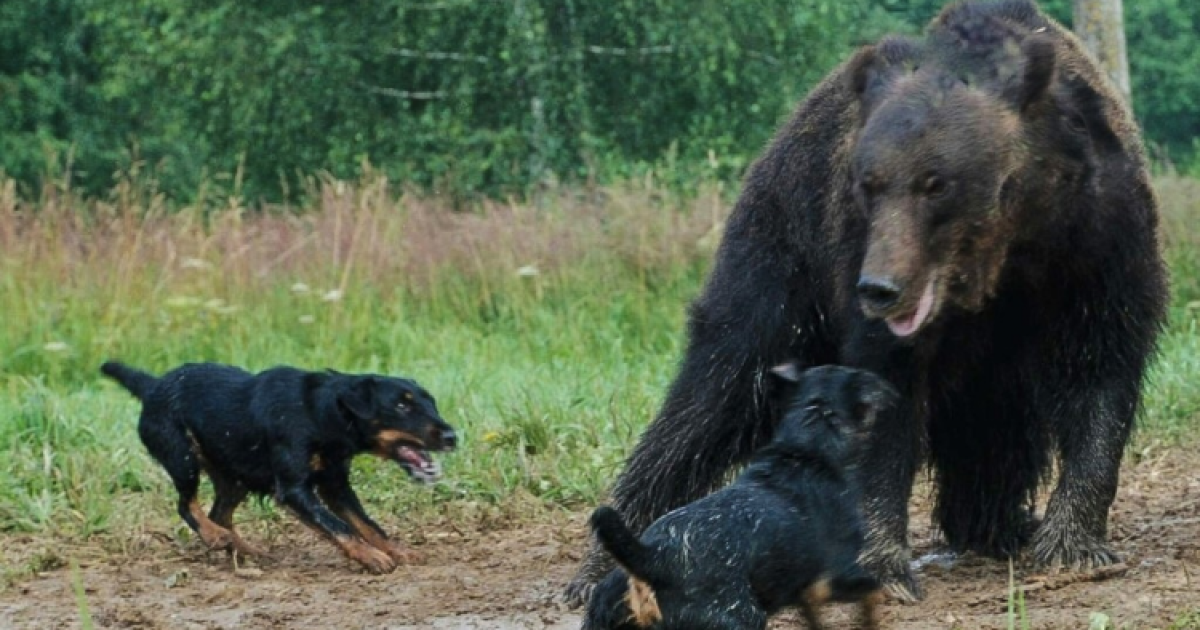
843, 6, 1120, 339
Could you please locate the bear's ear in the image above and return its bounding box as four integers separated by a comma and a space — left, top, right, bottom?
847, 45, 878, 96
1007, 32, 1056, 111
846, 45, 885, 114
846, 37, 920, 118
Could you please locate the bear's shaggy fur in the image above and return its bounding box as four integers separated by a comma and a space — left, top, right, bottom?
567, 0, 1168, 604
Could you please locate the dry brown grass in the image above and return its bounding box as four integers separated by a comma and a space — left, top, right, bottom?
0, 170, 728, 301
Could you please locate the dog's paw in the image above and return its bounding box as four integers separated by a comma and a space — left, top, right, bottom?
385, 543, 426, 565
229, 533, 269, 558
199, 527, 236, 551
350, 544, 398, 574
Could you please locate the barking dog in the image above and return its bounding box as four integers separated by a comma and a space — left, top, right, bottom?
101, 360, 456, 573
584, 364, 896, 629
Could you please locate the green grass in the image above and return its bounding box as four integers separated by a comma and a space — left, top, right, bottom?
0, 172, 724, 540
0, 171, 1196, 548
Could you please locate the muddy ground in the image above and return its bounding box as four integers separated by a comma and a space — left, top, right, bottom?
1, 445, 1197, 630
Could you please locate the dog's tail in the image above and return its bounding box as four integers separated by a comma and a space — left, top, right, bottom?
590, 506, 662, 584
100, 361, 158, 400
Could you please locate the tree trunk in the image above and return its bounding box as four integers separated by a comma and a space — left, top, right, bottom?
1072, 0, 1131, 103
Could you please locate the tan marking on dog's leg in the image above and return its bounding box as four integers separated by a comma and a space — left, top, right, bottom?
332, 534, 396, 574
800, 575, 833, 630
309, 454, 325, 471
801, 603, 824, 630
285, 509, 396, 574
342, 511, 424, 564
859, 588, 885, 630
624, 576, 663, 627
209, 484, 266, 556
213, 507, 267, 556
188, 499, 234, 550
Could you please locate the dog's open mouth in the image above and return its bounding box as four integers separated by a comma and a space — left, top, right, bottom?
393, 444, 442, 484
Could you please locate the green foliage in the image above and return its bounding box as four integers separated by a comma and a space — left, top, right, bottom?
1126, 0, 1200, 162
0, 1, 1198, 199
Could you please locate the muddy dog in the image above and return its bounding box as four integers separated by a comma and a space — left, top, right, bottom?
583, 364, 895, 629
101, 360, 456, 573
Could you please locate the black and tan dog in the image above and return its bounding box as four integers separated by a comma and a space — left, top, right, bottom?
101, 360, 456, 573
583, 364, 896, 630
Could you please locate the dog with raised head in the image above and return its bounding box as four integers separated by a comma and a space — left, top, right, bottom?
583, 364, 895, 630
101, 360, 456, 573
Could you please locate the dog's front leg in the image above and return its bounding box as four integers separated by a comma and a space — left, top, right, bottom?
317, 464, 424, 564
276, 482, 396, 574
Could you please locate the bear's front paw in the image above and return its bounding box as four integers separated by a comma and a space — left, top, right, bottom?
563, 550, 615, 609
862, 554, 924, 604
1031, 524, 1120, 571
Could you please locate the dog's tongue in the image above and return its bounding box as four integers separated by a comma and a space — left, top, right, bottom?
395, 446, 441, 481
886, 280, 935, 338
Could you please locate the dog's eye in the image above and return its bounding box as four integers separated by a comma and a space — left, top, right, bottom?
404, 392, 414, 401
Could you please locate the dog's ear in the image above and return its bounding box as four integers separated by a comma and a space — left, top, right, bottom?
337, 377, 376, 420
847, 370, 899, 428
768, 361, 803, 383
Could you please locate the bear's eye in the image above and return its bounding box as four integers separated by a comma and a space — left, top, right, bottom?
919, 174, 947, 198
858, 177, 882, 198
1063, 112, 1088, 134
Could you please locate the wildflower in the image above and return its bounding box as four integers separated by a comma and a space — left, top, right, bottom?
482, 431, 501, 443
291, 282, 311, 295
44, 341, 70, 353
516, 265, 539, 278
165, 296, 202, 309
321, 289, 343, 302
298, 315, 316, 325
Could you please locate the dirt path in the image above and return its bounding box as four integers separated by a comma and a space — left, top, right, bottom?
2, 446, 1198, 630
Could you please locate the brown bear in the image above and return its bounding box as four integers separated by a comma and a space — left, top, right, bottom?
565, 0, 1168, 605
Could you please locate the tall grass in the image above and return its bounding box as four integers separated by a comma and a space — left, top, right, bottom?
0, 169, 727, 539
0, 169, 1195, 546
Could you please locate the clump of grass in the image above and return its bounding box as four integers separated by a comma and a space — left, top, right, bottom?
1007, 560, 1030, 630
1168, 610, 1200, 630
